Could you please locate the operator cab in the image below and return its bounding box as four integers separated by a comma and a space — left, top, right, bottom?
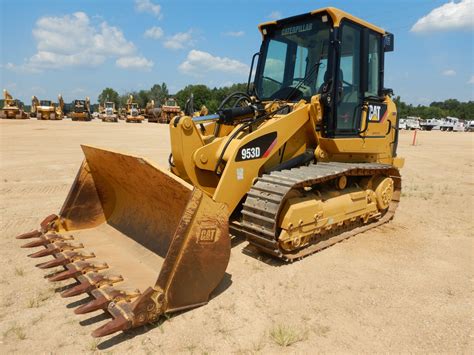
255, 8, 394, 138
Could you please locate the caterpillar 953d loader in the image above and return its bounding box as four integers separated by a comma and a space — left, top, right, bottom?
18, 7, 403, 338
0, 89, 29, 119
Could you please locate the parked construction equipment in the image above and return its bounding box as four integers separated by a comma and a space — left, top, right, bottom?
18, 7, 403, 338
160, 98, 181, 123
0, 89, 29, 119
31, 95, 63, 120
100, 102, 119, 122
144, 100, 162, 122
70, 98, 91, 121
121, 95, 144, 123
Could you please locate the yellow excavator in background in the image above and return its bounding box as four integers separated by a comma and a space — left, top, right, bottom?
31, 95, 63, 120
70, 97, 91, 121
0, 89, 29, 119
18, 7, 403, 338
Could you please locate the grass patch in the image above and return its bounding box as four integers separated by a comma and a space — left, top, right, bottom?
3, 325, 26, 340
269, 324, 307, 347
14, 267, 25, 276
26, 289, 53, 308
88, 339, 100, 351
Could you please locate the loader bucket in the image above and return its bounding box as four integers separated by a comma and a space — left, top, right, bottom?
17, 146, 230, 337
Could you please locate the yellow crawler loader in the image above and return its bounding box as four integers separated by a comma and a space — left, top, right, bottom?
70, 97, 91, 121
0, 89, 29, 119
18, 7, 403, 338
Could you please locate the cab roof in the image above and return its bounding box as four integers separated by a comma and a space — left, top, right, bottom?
258, 7, 386, 35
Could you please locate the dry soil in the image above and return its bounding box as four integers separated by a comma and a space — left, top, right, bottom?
0, 119, 472, 353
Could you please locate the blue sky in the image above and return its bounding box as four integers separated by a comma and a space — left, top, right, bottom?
1, 0, 473, 104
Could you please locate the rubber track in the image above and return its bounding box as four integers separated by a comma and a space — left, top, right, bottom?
240, 162, 401, 261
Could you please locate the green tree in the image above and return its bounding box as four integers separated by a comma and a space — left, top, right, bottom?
98, 88, 119, 107
149, 83, 169, 105
136, 90, 150, 108
175, 85, 213, 113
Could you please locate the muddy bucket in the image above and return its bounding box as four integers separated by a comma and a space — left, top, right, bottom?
17, 145, 230, 337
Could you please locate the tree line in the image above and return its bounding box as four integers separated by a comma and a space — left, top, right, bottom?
98, 84, 473, 120
98, 82, 248, 114
393, 97, 473, 120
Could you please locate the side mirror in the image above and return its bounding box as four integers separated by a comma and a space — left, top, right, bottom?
384, 33, 394, 52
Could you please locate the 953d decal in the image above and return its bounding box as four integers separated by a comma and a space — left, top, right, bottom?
235, 132, 277, 162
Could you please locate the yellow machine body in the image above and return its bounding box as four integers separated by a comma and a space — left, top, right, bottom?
70, 97, 91, 121
0, 89, 29, 119
18, 7, 403, 337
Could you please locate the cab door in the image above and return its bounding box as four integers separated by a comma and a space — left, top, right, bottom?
319, 20, 396, 162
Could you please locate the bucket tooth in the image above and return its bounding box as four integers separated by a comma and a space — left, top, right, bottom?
74, 294, 109, 314
61, 280, 93, 298
16, 230, 42, 240
27, 245, 60, 258
21, 234, 74, 248
27, 242, 84, 258
48, 268, 81, 282
20, 234, 72, 248
35, 251, 95, 269
47, 262, 108, 281
40, 214, 59, 231
75, 287, 140, 315
21, 238, 48, 248
61, 273, 123, 298
36, 256, 69, 269
91, 314, 130, 338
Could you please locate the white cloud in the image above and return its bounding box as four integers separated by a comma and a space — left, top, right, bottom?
442, 69, 457, 76
411, 0, 474, 33
135, 0, 162, 18
3, 12, 152, 72
163, 30, 193, 50
116, 56, 154, 70
268, 11, 282, 20
179, 50, 249, 76
468, 75, 474, 84
223, 31, 245, 37
144, 26, 164, 39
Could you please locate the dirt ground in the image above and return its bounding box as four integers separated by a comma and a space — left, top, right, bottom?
0, 119, 472, 354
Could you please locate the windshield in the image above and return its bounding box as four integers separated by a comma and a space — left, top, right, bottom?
131, 103, 138, 109
75, 100, 85, 106
105, 102, 113, 109
165, 99, 176, 106
40, 100, 52, 106
255, 16, 331, 101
